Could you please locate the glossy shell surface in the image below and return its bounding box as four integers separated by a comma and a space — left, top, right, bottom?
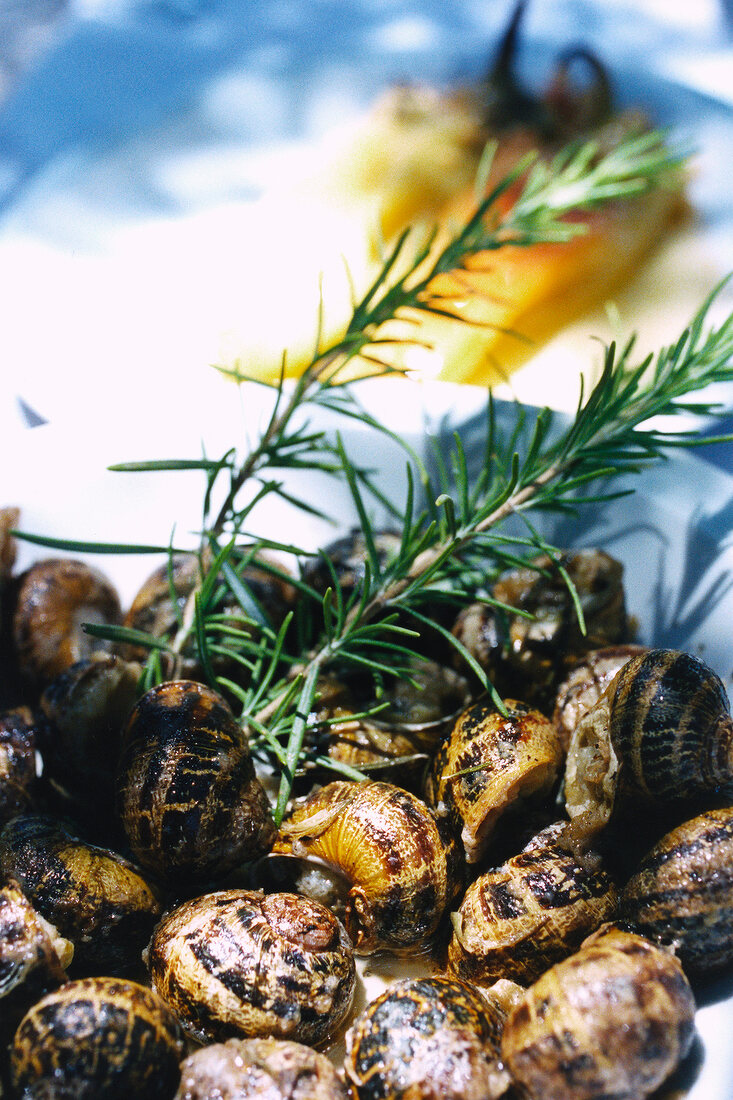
117, 679, 275, 885
501, 928, 696, 1100
175, 1037, 350, 1100
10, 975, 184, 1099
447, 822, 618, 985
0, 706, 39, 823
148, 889, 356, 1047
425, 698, 563, 865
344, 975, 507, 1100
274, 780, 461, 955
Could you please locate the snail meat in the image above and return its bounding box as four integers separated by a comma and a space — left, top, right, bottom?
0, 813, 162, 975
117, 679, 276, 886
620, 804, 733, 977
147, 889, 356, 1047
447, 821, 618, 985
344, 975, 512, 1100
10, 975, 184, 1099
174, 1037, 350, 1100
564, 648, 733, 858
501, 927, 696, 1100
425, 698, 563, 865
272, 780, 461, 955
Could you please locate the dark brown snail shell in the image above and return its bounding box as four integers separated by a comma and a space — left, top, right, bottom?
117, 679, 275, 887
174, 1037, 350, 1100
0, 706, 40, 823
563, 648, 733, 858
39, 655, 142, 820
501, 928, 696, 1100
300, 529, 402, 603
425, 698, 563, 866
620, 805, 733, 978
10, 976, 184, 1099
447, 822, 618, 986
0, 813, 161, 975
0, 880, 72, 1047
452, 549, 628, 712
147, 889, 356, 1048
272, 780, 462, 956
12, 557, 122, 687
344, 975, 509, 1100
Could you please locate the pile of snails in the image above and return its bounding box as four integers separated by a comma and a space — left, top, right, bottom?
2, 506, 733, 1100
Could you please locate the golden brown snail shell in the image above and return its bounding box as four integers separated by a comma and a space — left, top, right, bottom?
0, 880, 72, 1047
117, 679, 275, 887
12, 557, 122, 687
501, 927, 696, 1100
564, 648, 733, 857
447, 822, 618, 986
552, 643, 647, 752
620, 805, 733, 978
344, 975, 509, 1100
147, 889, 356, 1047
0, 706, 40, 823
451, 549, 628, 711
10, 975, 184, 1099
425, 698, 563, 866
0, 813, 161, 975
174, 1037, 350, 1100
272, 780, 462, 956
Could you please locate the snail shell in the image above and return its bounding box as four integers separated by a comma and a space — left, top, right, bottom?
564, 648, 733, 856
117, 680, 275, 886
272, 780, 461, 955
425, 699, 563, 865
452, 549, 628, 711
174, 1038, 350, 1100
552, 644, 647, 752
0, 813, 161, 975
300, 530, 402, 602
620, 805, 733, 977
147, 889, 356, 1047
0, 880, 72, 1045
10, 975, 184, 1099
39, 654, 141, 820
12, 557, 122, 687
344, 975, 511, 1100
447, 822, 618, 985
501, 927, 696, 1100
0, 706, 40, 823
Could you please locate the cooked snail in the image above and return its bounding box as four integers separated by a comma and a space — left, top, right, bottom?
451, 549, 629, 710
0, 880, 72, 1047
0, 813, 161, 974
117, 679, 275, 886
300, 529, 402, 603
147, 889, 356, 1047
620, 804, 733, 978
10, 975, 184, 1099
501, 927, 696, 1100
447, 821, 618, 985
563, 648, 733, 859
344, 975, 512, 1100
271, 780, 461, 955
39, 654, 142, 821
425, 698, 563, 865
552, 643, 646, 752
0, 706, 40, 823
175, 1037, 350, 1100
12, 557, 122, 687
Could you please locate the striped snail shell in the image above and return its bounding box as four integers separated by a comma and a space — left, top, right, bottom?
147, 890, 356, 1048
10, 976, 184, 1100
564, 648, 733, 858
0, 706, 40, 824
501, 927, 696, 1100
117, 680, 276, 887
447, 822, 618, 986
425, 699, 563, 866
175, 1038, 350, 1100
272, 780, 462, 955
620, 804, 733, 977
344, 975, 513, 1100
